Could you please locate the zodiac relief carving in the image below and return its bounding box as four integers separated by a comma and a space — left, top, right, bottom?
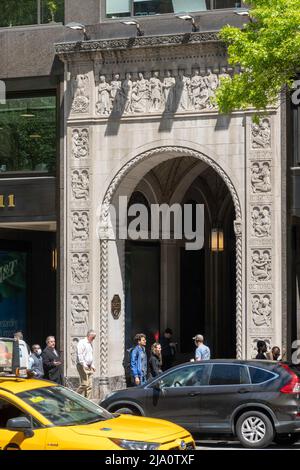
251, 294, 272, 327
251, 118, 271, 149
251, 249, 272, 282
71, 295, 89, 327
72, 211, 89, 241
251, 162, 271, 193
95, 67, 229, 116
251, 206, 271, 238
71, 170, 89, 201
71, 74, 89, 113
71, 253, 89, 284
72, 128, 89, 159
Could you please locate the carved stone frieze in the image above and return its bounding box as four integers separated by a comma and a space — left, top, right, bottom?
71, 169, 89, 201
251, 118, 271, 149
251, 249, 272, 282
251, 206, 271, 238
251, 162, 271, 194
72, 211, 89, 241
71, 74, 90, 113
70, 337, 80, 367
55, 32, 221, 56
71, 253, 89, 284
251, 294, 272, 327
95, 68, 229, 117
72, 128, 89, 159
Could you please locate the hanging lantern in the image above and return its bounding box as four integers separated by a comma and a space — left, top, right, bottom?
210, 228, 224, 252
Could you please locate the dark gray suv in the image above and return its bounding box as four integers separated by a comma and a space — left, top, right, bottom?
100, 360, 300, 448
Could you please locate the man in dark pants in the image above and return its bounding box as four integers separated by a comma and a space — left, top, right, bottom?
160, 328, 176, 371
42, 336, 63, 384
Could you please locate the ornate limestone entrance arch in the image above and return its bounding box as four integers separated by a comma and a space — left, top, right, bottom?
98, 145, 243, 384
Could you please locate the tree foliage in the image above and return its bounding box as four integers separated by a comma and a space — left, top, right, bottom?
216, 0, 300, 114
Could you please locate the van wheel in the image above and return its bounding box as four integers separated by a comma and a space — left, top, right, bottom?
236, 411, 274, 448
113, 407, 135, 415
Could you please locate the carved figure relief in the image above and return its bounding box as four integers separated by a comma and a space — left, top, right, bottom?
251, 249, 271, 281
94, 67, 229, 116
252, 118, 271, 149
71, 74, 89, 113
70, 337, 80, 367
96, 75, 112, 115
72, 128, 89, 159
71, 295, 89, 327
251, 162, 271, 193
71, 253, 89, 283
72, 211, 89, 241
251, 206, 271, 237
251, 294, 272, 327
71, 170, 89, 201
162, 71, 176, 113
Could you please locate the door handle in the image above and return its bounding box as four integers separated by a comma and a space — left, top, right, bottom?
238, 388, 250, 394
188, 392, 201, 397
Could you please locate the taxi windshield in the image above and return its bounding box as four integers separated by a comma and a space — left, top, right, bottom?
17, 386, 113, 426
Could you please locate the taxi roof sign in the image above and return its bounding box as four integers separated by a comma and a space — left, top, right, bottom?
0, 338, 20, 374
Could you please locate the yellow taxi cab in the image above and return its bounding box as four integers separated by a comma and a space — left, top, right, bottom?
0, 376, 195, 450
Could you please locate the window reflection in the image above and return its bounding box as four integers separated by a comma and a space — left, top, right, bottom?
107, 0, 241, 18
0, 0, 64, 28
0, 95, 56, 174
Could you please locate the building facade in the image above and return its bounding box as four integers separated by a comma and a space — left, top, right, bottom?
0, 0, 298, 398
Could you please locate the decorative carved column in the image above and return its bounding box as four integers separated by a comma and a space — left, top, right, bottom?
246, 116, 281, 358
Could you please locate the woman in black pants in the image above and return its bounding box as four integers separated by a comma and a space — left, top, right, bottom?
148, 342, 163, 379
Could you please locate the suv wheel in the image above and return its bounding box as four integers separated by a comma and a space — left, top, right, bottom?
113, 407, 135, 415
236, 411, 274, 448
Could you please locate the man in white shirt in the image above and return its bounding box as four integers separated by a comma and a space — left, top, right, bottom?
193, 334, 211, 361
76, 330, 96, 399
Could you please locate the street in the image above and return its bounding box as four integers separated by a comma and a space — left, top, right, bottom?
195, 439, 300, 450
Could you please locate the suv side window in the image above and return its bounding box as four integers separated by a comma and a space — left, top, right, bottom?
209, 364, 250, 385
249, 366, 275, 384
154, 365, 210, 388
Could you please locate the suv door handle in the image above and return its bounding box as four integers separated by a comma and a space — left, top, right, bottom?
238, 388, 250, 394
188, 392, 201, 397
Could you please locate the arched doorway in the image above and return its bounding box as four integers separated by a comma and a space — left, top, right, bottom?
98, 145, 242, 382
124, 160, 236, 359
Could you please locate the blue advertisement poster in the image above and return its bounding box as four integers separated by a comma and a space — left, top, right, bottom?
0, 251, 27, 337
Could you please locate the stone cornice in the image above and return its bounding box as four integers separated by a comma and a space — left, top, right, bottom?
55, 31, 220, 57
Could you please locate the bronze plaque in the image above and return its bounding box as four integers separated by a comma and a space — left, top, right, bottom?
111, 294, 121, 320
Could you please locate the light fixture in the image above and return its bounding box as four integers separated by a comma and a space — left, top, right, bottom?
177, 14, 198, 33
210, 228, 224, 252
66, 22, 90, 40
29, 134, 41, 139
121, 20, 144, 37
51, 248, 58, 271
20, 112, 35, 118
234, 9, 253, 22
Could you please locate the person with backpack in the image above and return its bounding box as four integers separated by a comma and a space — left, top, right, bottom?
130, 333, 148, 386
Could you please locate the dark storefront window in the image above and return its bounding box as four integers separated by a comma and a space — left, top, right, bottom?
0, 0, 64, 27
0, 94, 56, 174
106, 0, 241, 17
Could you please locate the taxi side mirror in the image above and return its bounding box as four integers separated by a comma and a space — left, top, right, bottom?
6, 417, 34, 438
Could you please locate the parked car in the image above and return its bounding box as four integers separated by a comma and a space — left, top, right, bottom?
0, 376, 194, 450
100, 359, 300, 448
